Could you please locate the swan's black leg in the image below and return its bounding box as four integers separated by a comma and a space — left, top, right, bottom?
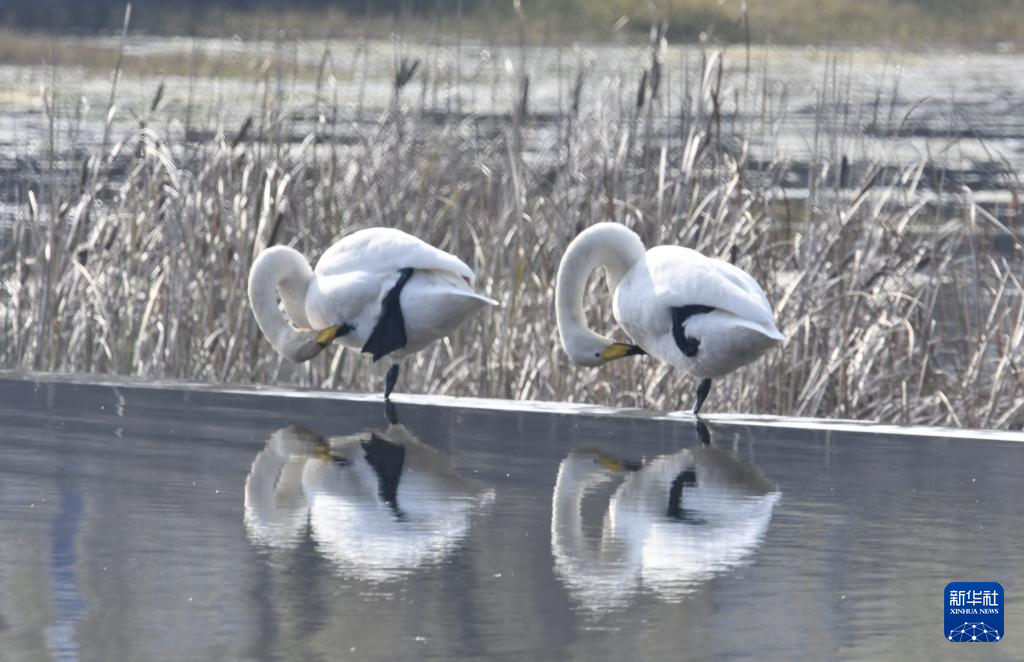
692, 378, 713, 416
384, 400, 400, 425
384, 364, 401, 400
695, 419, 712, 446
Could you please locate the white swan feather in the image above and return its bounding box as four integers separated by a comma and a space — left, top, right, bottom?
248, 227, 496, 394
556, 222, 783, 412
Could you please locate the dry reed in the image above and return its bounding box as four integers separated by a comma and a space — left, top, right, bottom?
2, 22, 1023, 429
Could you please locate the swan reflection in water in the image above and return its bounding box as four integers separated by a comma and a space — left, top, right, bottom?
551, 424, 780, 612
244, 419, 493, 582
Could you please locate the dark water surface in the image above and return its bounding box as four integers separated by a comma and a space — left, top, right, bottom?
0, 374, 1021, 661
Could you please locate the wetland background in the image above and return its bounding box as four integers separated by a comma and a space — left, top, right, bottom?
2, 1, 1024, 428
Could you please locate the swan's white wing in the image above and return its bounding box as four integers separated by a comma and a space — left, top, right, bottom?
306, 250, 495, 355
314, 228, 475, 281
640, 246, 776, 330
614, 245, 781, 376
610, 448, 779, 600
305, 228, 491, 360
302, 435, 486, 582
712, 258, 772, 311
399, 271, 498, 354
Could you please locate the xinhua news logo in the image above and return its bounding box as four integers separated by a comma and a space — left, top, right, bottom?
945, 582, 1003, 643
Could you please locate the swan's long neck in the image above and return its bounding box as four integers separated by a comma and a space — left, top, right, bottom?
551, 458, 612, 551
248, 245, 315, 360
556, 223, 646, 365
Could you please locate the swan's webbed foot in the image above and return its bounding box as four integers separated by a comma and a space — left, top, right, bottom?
384, 364, 401, 400
692, 378, 712, 416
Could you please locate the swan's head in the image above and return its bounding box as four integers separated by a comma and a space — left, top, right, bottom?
281, 325, 345, 363
563, 332, 646, 368
268, 425, 325, 457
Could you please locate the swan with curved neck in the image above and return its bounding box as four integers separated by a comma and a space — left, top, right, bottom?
555, 222, 783, 414
550, 440, 780, 611
244, 421, 492, 582
555, 223, 647, 367
248, 246, 337, 363
248, 228, 496, 398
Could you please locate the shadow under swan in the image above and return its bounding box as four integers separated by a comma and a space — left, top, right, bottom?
244, 422, 493, 583
551, 432, 780, 613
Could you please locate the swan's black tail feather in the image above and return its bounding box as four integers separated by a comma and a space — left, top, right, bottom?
671, 304, 716, 358
362, 268, 414, 361
362, 434, 406, 514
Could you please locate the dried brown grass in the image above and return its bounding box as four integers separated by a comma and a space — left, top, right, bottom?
2, 26, 1023, 429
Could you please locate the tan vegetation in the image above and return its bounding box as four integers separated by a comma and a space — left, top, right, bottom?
1, 23, 1023, 428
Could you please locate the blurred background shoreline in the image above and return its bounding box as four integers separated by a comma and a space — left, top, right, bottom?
2, 0, 1024, 48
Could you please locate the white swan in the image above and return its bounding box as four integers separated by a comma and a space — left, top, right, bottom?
551, 442, 779, 613
248, 228, 497, 398
244, 424, 493, 583
555, 222, 783, 414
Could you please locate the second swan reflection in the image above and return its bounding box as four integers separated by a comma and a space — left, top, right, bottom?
551, 424, 780, 613
244, 416, 493, 583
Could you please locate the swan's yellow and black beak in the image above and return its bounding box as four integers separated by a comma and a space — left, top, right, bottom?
312, 439, 351, 465
315, 325, 347, 347
597, 453, 643, 472
600, 342, 646, 361
315, 326, 340, 346
312, 439, 334, 461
